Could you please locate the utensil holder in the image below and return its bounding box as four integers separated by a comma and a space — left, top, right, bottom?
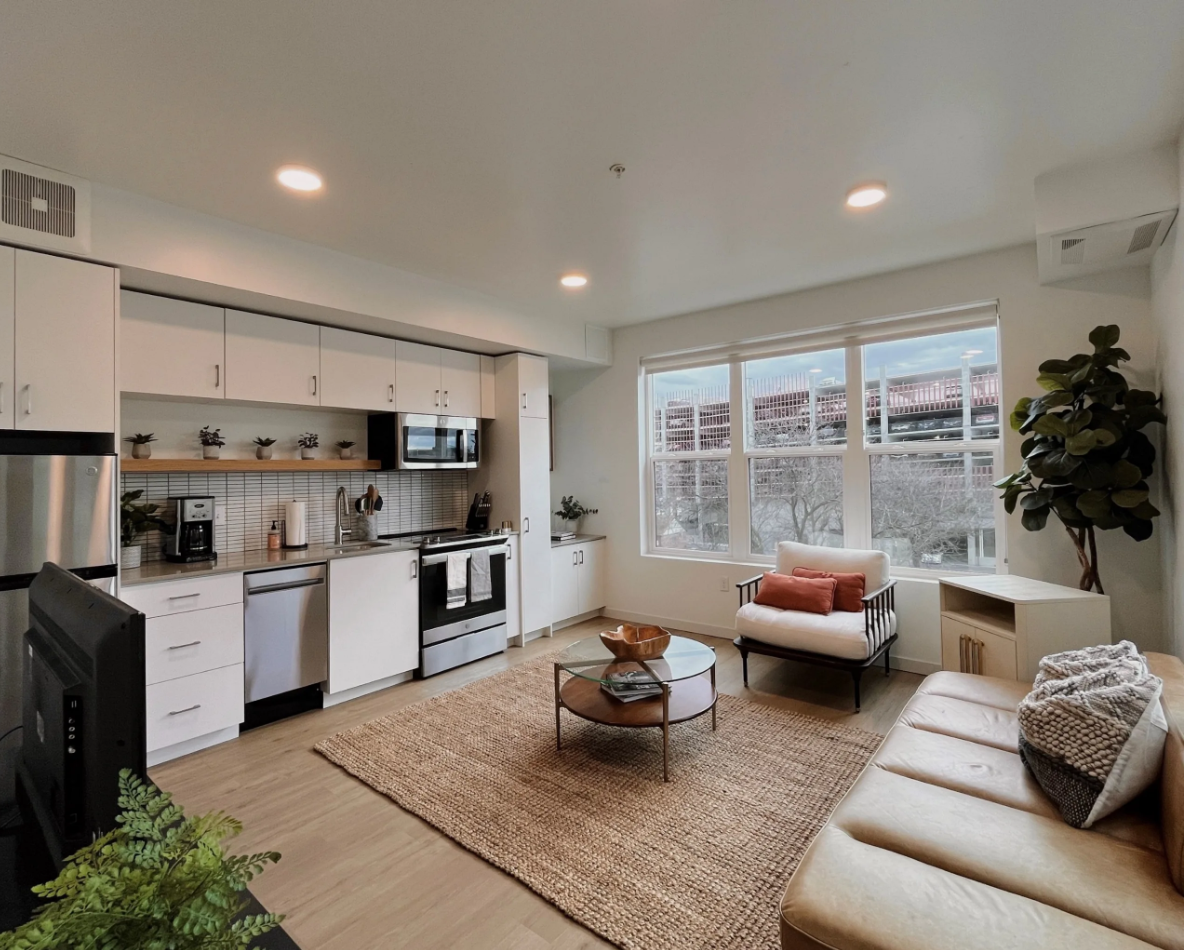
355, 514, 379, 541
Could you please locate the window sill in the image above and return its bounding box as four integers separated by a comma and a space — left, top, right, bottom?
642, 549, 999, 580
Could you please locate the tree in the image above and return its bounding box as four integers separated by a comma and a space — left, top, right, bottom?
994, 325, 1164, 593
749, 456, 843, 554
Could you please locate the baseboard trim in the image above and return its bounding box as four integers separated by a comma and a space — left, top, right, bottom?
891, 656, 941, 675
322, 671, 414, 708
147, 725, 239, 768
552, 608, 604, 632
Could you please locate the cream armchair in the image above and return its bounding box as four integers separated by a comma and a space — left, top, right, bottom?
734, 541, 898, 710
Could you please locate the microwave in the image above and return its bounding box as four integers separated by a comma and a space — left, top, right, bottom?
368, 413, 480, 470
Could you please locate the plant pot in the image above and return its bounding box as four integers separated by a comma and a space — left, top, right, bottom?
256, 446, 273, 460
131, 443, 151, 460
121, 546, 142, 570
339, 448, 354, 460
202, 445, 220, 460
300, 448, 316, 460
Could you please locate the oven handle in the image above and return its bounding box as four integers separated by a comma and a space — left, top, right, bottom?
421, 545, 508, 566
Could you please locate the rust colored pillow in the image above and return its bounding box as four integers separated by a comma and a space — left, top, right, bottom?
753, 572, 837, 615
792, 567, 866, 612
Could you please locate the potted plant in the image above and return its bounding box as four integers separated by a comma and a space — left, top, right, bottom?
120, 489, 170, 570
298, 432, 319, 460
199, 425, 225, 460
554, 495, 598, 534
0, 769, 283, 949
253, 436, 276, 460
123, 432, 157, 460
995, 325, 1166, 593
336, 439, 356, 460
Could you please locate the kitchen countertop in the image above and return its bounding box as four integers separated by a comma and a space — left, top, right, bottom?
121, 539, 421, 586
550, 533, 606, 548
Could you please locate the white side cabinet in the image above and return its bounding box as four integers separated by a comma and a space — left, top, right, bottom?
939, 575, 1111, 682
319, 326, 399, 411
9, 250, 116, 432
327, 550, 419, 696
225, 309, 321, 406
550, 539, 606, 626
121, 291, 226, 399
505, 534, 522, 646
120, 574, 245, 766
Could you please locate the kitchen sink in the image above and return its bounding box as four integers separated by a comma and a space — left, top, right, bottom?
325, 541, 392, 553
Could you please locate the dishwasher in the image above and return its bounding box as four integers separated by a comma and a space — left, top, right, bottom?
244, 563, 328, 704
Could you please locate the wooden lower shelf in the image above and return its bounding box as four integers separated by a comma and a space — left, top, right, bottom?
121, 458, 382, 473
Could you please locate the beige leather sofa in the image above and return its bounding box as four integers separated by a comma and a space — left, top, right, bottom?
781, 653, 1184, 950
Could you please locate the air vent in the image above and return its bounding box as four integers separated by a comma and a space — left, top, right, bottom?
0, 155, 91, 254
1060, 238, 1086, 265
1127, 220, 1161, 255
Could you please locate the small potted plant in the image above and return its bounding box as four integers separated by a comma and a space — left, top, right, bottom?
253, 436, 276, 460
123, 432, 157, 460
199, 426, 225, 460
336, 439, 356, 460
120, 489, 170, 569
298, 432, 319, 460
554, 495, 598, 534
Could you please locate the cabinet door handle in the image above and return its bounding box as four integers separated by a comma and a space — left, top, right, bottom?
388, 383, 394, 403
167, 640, 202, 651
572, 551, 578, 566
507, 545, 512, 561
168, 704, 201, 716
958, 634, 967, 673
579, 550, 584, 565
167, 592, 201, 601
411, 560, 418, 579
523, 517, 530, 533
974, 639, 984, 675
444, 389, 449, 407
1, 381, 5, 415
215, 363, 220, 389
435, 389, 440, 407
521, 392, 527, 411
24, 384, 32, 415
312, 375, 318, 396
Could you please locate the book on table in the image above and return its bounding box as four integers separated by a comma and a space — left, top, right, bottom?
601, 669, 662, 703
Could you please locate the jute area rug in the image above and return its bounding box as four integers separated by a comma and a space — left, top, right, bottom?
315, 655, 882, 950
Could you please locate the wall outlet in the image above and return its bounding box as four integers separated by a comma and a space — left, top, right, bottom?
214, 506, 227, 527
719, 576, 729, 592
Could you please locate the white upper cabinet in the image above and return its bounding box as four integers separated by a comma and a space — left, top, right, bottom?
394, 340, 444, 415
224, 309, 321, 406
14, 250, 116, 432
319, 326, 399, 412
121, 292, 225, 399
0, 247, 13, 429
440, 348, 481, 417
518, 353, 549, 419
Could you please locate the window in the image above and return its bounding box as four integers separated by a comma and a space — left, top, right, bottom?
644, 315, 1003, 574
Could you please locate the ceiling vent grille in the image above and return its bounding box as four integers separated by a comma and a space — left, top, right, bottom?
1044, 209, 1177, 283
1127, 220, 1161, 255
0, 155, 91, 254
1060, 238, 1086, 265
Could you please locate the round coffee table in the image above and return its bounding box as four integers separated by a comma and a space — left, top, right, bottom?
553, 635, 717, 782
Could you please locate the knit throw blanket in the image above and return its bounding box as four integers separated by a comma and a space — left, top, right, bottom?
1018, 641, 1167, 829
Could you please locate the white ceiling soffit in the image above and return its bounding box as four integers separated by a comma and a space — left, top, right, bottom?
1, 1, 1183, 327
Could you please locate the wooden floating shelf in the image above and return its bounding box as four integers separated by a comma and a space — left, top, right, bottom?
121, 458, 382, 473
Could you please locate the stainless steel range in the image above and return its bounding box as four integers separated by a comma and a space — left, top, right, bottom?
418, 532, 508, 677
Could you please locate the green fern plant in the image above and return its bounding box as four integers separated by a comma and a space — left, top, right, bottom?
0, 770, 282, 950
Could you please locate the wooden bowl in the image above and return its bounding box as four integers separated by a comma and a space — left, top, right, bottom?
600, 624, 671, 661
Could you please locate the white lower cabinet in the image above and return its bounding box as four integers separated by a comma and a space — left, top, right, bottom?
327, 550, 419, 695
145, 664, 244, 757
550, 539, 606, 626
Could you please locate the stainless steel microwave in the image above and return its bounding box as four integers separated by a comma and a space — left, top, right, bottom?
371, 413, 479, 470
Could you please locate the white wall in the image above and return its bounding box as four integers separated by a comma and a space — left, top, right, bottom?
552, 243, 1163, 670
1151, 132, 1184, 661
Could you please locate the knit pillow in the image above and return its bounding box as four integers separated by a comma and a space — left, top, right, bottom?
1018, 647, 1167, 828
1035, 640, 1145, 686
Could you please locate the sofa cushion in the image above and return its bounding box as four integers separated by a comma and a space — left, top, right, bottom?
894, 690, 1022, 752
736, 601, 896, 661
753, 572, 837, 614
1149, 653, 1184, 894
792, 567, 865, 612
776, 540, 890, 593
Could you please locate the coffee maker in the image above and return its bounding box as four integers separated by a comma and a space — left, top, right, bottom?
165, 496, 217, 562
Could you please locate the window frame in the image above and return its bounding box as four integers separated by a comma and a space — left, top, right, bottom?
642, 314, 1008, 577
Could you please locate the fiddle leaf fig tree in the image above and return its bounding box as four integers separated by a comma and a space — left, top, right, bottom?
994, 325, 1165, 593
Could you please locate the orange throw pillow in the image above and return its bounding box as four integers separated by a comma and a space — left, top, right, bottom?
753, 572, 837, 615
792, 567, 866, 612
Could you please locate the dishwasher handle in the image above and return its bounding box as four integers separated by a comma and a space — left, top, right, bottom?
247, 577, 326, 596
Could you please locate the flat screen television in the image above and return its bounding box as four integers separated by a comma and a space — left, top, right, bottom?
18, 563, 145, 865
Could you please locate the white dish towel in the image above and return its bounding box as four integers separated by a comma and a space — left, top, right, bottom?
446, 552, 468, 609
470, 549, 492, 602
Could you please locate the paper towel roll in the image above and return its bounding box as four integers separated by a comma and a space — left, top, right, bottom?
283, 500, 308, 548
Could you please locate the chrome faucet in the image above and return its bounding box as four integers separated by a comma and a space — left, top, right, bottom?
335, 486, 352, 545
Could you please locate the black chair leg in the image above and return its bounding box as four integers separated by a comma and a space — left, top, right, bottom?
740, 647, 749, 686
852, 670, 863, 711
884, 647, 891, 677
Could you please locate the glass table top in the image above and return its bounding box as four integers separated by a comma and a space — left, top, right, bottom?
556, 634, 716, 685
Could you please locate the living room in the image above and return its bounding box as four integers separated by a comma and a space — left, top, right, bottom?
1, 4, 1184, 949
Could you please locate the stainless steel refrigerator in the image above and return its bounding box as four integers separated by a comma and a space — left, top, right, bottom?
0, 452, 117, 809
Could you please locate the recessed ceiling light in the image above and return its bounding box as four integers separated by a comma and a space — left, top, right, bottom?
276, 165, 323, 192
560, 274, 588, 288
845, 181, 887, 209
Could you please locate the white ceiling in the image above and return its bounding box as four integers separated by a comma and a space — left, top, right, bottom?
1, 1, 1182, 328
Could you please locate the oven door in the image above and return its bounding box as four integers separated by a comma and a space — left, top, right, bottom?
420, 545, 507, 644
397, 414, 479, 470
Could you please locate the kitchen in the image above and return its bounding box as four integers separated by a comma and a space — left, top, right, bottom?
0, 249, 606, 793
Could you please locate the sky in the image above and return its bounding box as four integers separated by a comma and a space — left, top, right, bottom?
651, 326, 998, 401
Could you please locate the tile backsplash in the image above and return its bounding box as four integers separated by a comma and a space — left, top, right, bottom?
122, 470, 471, 562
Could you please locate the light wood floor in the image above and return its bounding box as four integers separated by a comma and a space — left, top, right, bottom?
151, 618, 922, 950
